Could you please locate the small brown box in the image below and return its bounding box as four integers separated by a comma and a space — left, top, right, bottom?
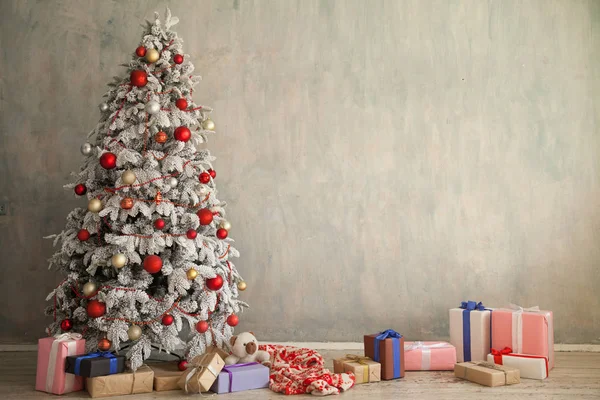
333, 355, 381, 383
364, 332, 405, 380
177, 352, 224, 393
149, 362, 185, 392
454, 361, 520, 387
85, 365, 154, 398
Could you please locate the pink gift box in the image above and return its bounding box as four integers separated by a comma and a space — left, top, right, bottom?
404, 341, 456, 371
36, 333, 86, 395
491, 305, 554, 369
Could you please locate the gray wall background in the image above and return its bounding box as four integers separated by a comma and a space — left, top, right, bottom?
1, 0, 599, 345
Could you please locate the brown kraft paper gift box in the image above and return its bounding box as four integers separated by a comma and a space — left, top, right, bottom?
333, 355, 381, 383
149, 362, 185, 392
364, 331, 405, 380
85, 364, 154, 398
454, 361, 520, 387
177, 351, 225, 393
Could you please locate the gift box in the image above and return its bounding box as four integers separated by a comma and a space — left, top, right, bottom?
364, 329, 405, 380
449, 300, 492, 362
491, 304, 554, 369
149, 362, 186, 391
35, 333, 86, 395
333, 355, 380, 383
210, 362, 270, 393
85, 364, 154, 398
65, 352, 125, 377
487, 347, 548, 380
404, 341, 456, 371
178, 351, 225, 393
454, 361, 520, 387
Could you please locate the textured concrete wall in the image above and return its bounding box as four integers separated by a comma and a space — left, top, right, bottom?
0, 0, 599, 344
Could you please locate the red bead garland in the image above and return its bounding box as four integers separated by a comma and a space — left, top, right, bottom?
74, 184, 87, 196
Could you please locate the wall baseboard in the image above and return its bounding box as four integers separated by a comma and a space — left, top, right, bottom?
1, 342, 598, 352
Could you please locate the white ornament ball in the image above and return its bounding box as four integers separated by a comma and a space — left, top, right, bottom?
219, 220, 232, 231
145, 101, 160, 115
121, 170, 136, 185
99, 102, 109, 112
196, 186, 209, 195
202, 119, 215, 131
111, 253, 127, 269
168, 177, 178, 188
81, 143, 93, 156
82, 282, 97, 297
127, 325, 142, 341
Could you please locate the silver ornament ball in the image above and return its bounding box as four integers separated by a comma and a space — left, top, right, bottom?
80, 143, 93, 156
99, 102, 109, 112
168, 177, 178, 188
127, 325, 142, 341
145, 101, 161, 115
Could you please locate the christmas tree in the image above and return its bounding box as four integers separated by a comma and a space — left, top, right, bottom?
45, 9, 246, 370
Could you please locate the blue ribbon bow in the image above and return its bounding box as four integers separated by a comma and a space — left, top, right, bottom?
74, 352, 118, 376
373, 329, 402, 379
459, 300, 492, 362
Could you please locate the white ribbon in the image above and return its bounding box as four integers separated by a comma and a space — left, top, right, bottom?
404, 342, 453, 370
46, 333, 83, 392
508, 304, 543, 354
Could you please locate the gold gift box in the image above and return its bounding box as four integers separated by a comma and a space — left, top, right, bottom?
333, 354, 381, 384
177, 352, 225, 393
454, 361, 520, 387
85, 365, 154, 398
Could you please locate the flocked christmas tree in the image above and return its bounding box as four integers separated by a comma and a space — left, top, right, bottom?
45, 9, 247, 370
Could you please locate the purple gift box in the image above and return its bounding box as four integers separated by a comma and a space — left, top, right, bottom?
209, 362, 270, 394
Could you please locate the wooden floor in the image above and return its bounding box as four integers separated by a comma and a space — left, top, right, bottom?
2, 350, 599, 399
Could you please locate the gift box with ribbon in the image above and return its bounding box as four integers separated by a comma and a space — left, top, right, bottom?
486, 347, 548, 380
210, 362, 270, 394
65, 351, 125, 377
364, 329, 405, 380
491, 304, 554, 369
333, 354, 381, 384
35, 333, 86, 395
85, 364, 154, 398
449, 300, 492, 362
404, 341, 456, 371
178, 351, 225, 393
454, 361, 520, 387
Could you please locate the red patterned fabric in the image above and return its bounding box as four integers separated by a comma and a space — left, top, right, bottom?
260, 344, 355, 395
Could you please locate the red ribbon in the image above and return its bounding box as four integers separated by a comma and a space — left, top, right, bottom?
491, 347, 512, 364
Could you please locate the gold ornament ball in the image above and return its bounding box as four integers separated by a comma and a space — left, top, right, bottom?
186, 269, 198, 280
121, 170, 136, 185
237, 281, 247, 291
202, 119, 215, 131
145, 48, 160, 63
111, 253, 127, 269
219, 220, 232, 231
127, 325, 142, 341
82, 281, 97, 297
88, 198, 103, 213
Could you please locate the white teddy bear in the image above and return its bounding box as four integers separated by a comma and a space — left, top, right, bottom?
225, 332, 270, 366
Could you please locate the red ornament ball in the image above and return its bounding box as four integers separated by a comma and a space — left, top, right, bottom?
206, 275, 223, 291
130, 69, 148, 87
199, 172, 210, 184
143, 255, 163, 274
178, 360, 188, 371
98, 338, 112, 352
120, 197, 134, 210
216, 228, 228, 240
60, 318, 73, 331
74, 184, 87, 196
77, 229, 91, 241
87, 300, 106, 318
154, 218, 165, 230
186, 229, 198, 239
174, 126, 191, 142
196, 320, 209, 333
135, 46, 146, 57
155, 131, 168, 144
99, 152, 117, 169
173, 54, 184, 64
208, 169, 216, 179
227, 314, 239, 327
197, 208, 213, 225
175, 98, 188, 110
162, 314, 174, 326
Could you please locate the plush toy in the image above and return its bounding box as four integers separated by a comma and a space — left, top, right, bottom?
225, 332, 270, 366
